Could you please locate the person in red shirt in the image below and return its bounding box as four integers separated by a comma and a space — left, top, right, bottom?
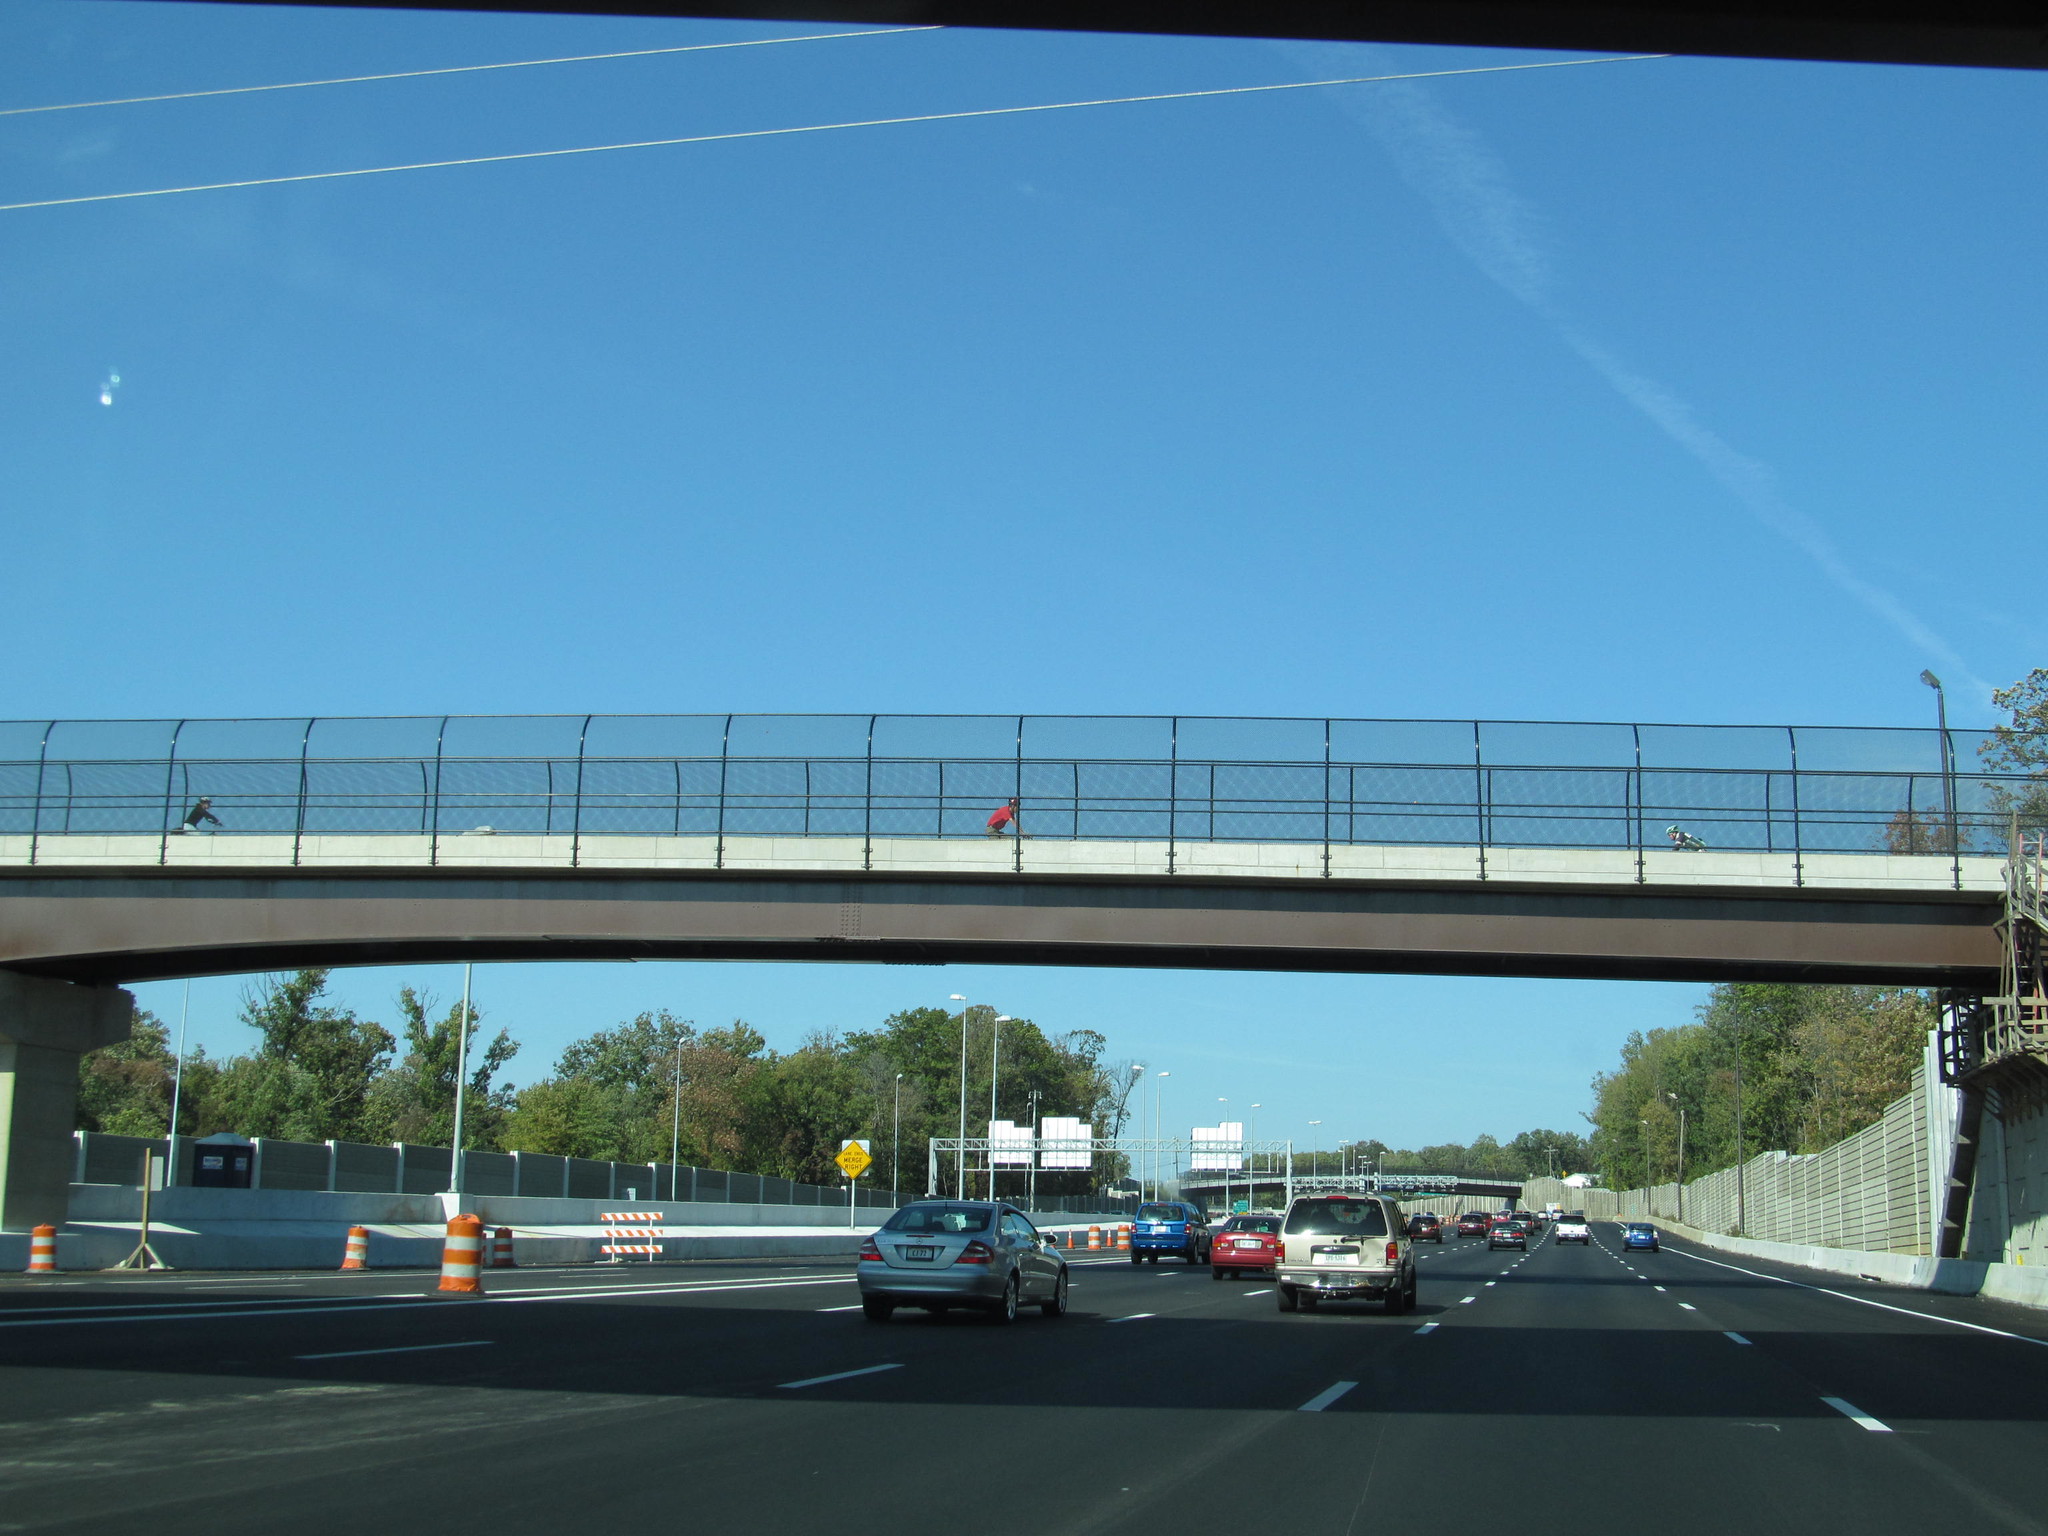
985, 798, 1021, 838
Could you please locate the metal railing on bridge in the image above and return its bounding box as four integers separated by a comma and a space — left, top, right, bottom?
4, 712, 2033, 877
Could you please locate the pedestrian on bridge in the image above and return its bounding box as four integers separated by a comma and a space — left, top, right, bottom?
986, 798, 1022, 838
1665, 824, 1705, 852
178, 797, 222, 833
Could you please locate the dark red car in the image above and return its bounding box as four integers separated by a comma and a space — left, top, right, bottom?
1455, 1212, 1491, 1238
1406, 1213, 1445, 1243
1210, 1213, 1282, 1279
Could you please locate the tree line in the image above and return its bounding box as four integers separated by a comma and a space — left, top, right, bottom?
1584, 982, 1933, 1191
76, 971, 1128, 1194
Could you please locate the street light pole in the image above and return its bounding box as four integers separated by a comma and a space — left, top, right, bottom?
990, 1015, 1012, 1200
1153, 1071, 1169, 1198
893, 1073, 903, 1196
1128, 1064, 1144, 1201
450, 963, 473, 1197
950, 994, 969, 1198
1667, 1092, 1686, 1226
1921, 670, 1961, 882
1308, 1120, 1322, 1187
670, 1036, 685, 1202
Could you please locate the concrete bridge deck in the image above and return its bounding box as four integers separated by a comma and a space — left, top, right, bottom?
0, 834, 2006, 988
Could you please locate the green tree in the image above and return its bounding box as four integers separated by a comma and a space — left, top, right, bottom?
210, 970, 395, 1142
363, 986, 518, 1149
1981, 668, 2048, 836
76, 1008, 176, 1134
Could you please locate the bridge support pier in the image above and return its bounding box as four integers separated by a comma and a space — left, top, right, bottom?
0, 971, 134, 1231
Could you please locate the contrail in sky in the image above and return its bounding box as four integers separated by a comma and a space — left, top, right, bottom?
1278, 42, 1989, 697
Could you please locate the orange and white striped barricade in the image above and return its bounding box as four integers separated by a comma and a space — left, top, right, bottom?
491, 1227, 516, 1268
1116, 1223, 1131, 1250
341, 1226, 370, 1270
436, 1214, 485, 1294
1087, 1225, 1102, 1250
599, 1211, 664, 1264
27, 1225, 57, 1273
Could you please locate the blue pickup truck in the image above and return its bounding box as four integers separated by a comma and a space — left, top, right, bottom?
1129, 1201, 1213, 1265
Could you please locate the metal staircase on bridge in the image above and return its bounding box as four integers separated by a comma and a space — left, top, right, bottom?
1937, 827, 2048, 1256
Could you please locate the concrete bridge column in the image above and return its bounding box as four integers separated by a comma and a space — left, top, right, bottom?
0, 971, 134, 1231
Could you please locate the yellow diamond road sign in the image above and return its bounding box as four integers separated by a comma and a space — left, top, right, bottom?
836, 1141, 873, 1178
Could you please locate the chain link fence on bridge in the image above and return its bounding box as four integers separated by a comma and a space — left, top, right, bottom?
4, 712, 2031, 867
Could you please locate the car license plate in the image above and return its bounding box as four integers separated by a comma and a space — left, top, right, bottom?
1311, 1251, 1354, 1266
1235, 1239, 1262, 1249
901, 1246, 936, 1261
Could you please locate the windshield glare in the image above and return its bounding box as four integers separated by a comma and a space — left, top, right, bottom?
883, 1205, 992, 1234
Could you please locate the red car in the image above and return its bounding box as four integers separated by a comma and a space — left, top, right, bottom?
1210, 1214, 1282, 1279
1406, 1213, 1445, 1243
1455, 1212, 1491, 1238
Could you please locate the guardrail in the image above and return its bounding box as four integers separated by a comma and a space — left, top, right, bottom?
3, 712, 2033, 872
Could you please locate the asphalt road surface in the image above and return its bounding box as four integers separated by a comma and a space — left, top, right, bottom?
2, 1225, 2044, 1535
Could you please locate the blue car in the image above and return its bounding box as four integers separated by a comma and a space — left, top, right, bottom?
1129, 1201, 1212, 1265
1621, 1222, 1660, 1253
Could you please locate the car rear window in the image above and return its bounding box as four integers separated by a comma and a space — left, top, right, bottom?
1284, 1199, 1389, 1237
882, 1204, 992, 1234
1225, 1217, 1279, 1233
1137, 1203, 1188, 1222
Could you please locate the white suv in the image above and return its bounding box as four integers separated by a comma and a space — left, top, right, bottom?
1554, 1213, 1591, 1244
1275, 1194, 1416, 1314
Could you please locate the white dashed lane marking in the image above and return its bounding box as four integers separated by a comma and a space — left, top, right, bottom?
1725, 1332, 1752, 1345
780, 1363, 903, 1390
1299, 1381, 1359, 1412
1821, 1396, 1892, 1433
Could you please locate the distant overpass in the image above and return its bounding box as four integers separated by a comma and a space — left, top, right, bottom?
0, 710, 2023, 1229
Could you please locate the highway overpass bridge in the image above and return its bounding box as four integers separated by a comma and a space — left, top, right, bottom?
0, 710, 2026, 1228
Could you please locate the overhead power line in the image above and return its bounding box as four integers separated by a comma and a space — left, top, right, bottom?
0, 54, 1666, 214
0, 25, 944, 117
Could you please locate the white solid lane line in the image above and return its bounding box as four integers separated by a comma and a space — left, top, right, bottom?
296, 1340, 493, 1361
1821, 1396, 1893, 1432
1725, 1331, 1753, 1344
1299, 1381, 1359, 1412
1665, 1246, 2048, 1349
780, 1363, 904, 1390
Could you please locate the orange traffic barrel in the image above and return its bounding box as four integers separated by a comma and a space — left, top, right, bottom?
491, 1227, 516, 1268
27, 1225, 57, 1273
341, 1226, 370, 1270
1087, 1225, 1102, 1250
437, 1214, 485, 1294
1117, 1223, 1131, 1249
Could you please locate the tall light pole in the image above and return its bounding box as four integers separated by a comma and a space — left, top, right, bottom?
1153, 1071, 1170, 1198
1308, 1120, 1322, 1185
1667, 1091, 1687, 1225
1217, 1097, 1229, 1213
450, 963, 474, 1196
669, 1035, 686, 1202
167, 979, 191, 1171
892, 1073, 904, 1196
950, 995, 969, 1198
1128, 1064, 1144, 1201
1921, 670, 1960, 877
1250, 1104, 1262, 1200
988, 1016, 1013, 1198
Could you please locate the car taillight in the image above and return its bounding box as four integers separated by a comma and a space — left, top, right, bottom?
956, 1240, 994, 1265
858, 1238, 882, 1262
1385, 1241, 1400, 1266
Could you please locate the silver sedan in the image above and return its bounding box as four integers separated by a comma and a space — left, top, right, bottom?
857, 1201, 1070, 1324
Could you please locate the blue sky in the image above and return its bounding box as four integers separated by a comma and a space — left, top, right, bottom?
6, 5, 2042, 1153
